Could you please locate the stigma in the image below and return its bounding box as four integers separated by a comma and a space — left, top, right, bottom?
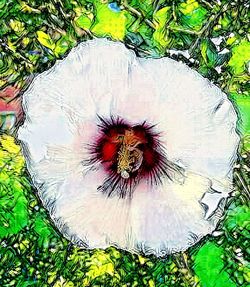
117, 129, 144, 179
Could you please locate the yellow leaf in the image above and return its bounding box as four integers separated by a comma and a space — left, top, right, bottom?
149, 279, 155, 287
138, 255, 147, 265
1, 135, 20, 154
20, 1, 41, 13
19, 239, 29, 251
22, 37, 30, 47
0, 79, 7, 87
48, 271, 57, 284
37, 31, 55, 50
152, 6, 172, 51
7, 39, 16, 52
53, 277, 74, 287
179, 0, 199, 14
9, 19, 25, 33
84, 251, 115, 282
91, 3, 127, 40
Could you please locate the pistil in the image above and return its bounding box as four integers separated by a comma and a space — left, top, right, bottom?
117, 129, 144, 178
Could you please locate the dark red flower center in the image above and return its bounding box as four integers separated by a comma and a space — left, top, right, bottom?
87, 117, 181, 197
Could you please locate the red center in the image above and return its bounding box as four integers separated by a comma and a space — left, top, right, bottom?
87, 117, 179, 197
91, 117, 163, 179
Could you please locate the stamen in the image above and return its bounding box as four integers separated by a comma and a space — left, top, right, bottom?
117, 129, 144, 179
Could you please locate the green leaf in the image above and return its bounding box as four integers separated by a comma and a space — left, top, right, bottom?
200, 39, 218, 67
230, 93, 250, 140
194, 242, 237, 287
91, 3, 128, 40
34, 215, 55, 248
0, 178, 29, 237
75, 14, 92, 30
152, 7, 172, 53
224, 204, 250, 234
9, 19, 25, 35
54, 35, 74, 58
129, 0, 155, 15
0, 0, 7, 18
201, 39, 208, 64
228, 40, 250, 75
179, 0, 200, 14
83, 250, 117, 285
37, 30, 56, 50
0, 0, 6, 10
218, 13, 231, 29
0, 136, 29, 238
179, 0, 208, 31
0, 135, 25, 174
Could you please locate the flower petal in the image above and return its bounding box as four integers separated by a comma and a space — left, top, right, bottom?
136, 57, 240, 184
30, 148, 218, 256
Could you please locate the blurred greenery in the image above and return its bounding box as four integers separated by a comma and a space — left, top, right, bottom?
0, 0, 250, 286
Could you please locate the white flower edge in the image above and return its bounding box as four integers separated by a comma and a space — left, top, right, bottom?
18, 38, 240, 256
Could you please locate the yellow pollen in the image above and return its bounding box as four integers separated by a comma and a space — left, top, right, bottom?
117, 130, 143, 179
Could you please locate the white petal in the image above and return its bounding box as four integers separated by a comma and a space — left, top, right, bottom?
138, 57, 240, 182
30, 149, 218, 256
18, 103, 74, 163
130, 173, 217, 255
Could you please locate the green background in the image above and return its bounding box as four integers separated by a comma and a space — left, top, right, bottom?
0, 0, 249, 286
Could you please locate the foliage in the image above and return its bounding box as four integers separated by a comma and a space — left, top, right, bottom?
0, 0, 249, 286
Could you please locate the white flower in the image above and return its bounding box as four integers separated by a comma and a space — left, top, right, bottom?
18, 38, 239, 257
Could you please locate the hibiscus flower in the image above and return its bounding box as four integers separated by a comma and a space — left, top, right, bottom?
18, 38, 239, 256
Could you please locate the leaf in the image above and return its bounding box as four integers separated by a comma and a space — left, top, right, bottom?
0, 135, 24, 173
224, 204, 250, 234
125, 32, 144, 46
0, 136, 29, 238
37, 30, 55, 50
194, 242, 237, 287
200, 39, 218, 67
179, 0, 200, 14
53, 277, 74, 287
83, 250, 117, 285
152, 7, 172, 52
129, 0, 155, 15
179, 0, 208, 31
34, 215, 55, 247
201, 39, 208, 64
228, 40, 250, 75
75, 14, 93, 30
0, 178, 29, 237
91, 2, 128, 40
9, 19, 25, 34
218, 13, 231, 29
0, 0, 8, 18
0, 0, 6, 9
1, 135, 20, 154
230, 93, 250, 139
54, 35, 74, 58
